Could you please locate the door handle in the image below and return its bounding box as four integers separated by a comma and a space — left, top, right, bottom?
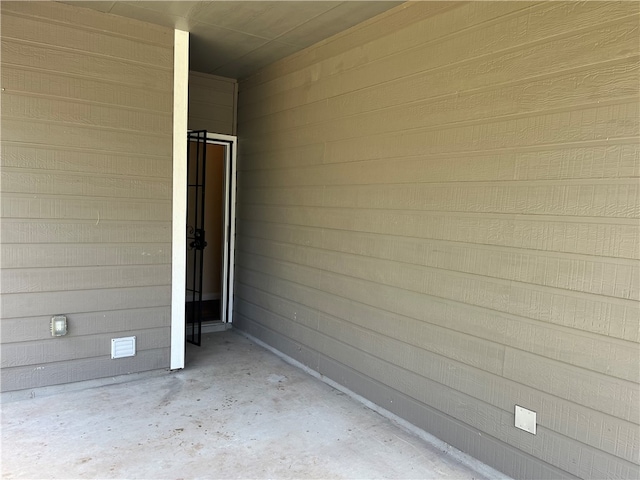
189, 229, 208, 250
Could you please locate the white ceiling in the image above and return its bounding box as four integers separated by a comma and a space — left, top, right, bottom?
61, 1, 402, 79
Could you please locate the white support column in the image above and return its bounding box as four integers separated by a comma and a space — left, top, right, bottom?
170, 29, 189, 370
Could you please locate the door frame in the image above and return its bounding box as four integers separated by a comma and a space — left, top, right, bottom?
209, 134, 238, 327
171, 132, 237, 369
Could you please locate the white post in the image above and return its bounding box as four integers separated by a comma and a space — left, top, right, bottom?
170, 29, 189, 370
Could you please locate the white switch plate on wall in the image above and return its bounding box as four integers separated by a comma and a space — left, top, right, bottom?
515, 405, 536, 434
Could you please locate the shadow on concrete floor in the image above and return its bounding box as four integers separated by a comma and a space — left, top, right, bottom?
1, 330, 498, 479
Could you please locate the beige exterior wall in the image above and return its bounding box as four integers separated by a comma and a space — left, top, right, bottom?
188, 71, 237, 135
0, 2, 174, 391
235, 3, 640, 479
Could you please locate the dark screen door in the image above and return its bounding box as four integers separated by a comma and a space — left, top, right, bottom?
186, 130, 208, 346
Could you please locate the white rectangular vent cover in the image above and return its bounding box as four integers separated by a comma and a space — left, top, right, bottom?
111, 336, 136, 359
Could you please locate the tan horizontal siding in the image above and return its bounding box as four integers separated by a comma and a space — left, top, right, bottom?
241, 180, 640, 218
1, 265, 170, 294
1, 92, 172, 133
238, 205, 640, 260
188, 71, 237, 135
241, 58, 640, 138
2, 66, 173, 112
2, 195, 171, 222
234, 311, 638, 480
1, 244, 171, 269
0, 348, 169, 391
240, 7, 638, 120
0, 307, 170, 344
234, 272, 638, 385
1, 12, 172, 66
187, 115, 233, 137
1, 40, 172, 90
1, 327, 169, 368
2, 170, 170, 199
0, 2, 173, 391
237, 220, 639, 301
240, 2, 529, 103
1, 286, 171, 319
1, 144, 172, 178
0, 1, 172, 45
235, 315, 578, 480
2, 119, 172, 156
235, 2, 640, 479
239, 144, 639, 181
236, 247, 639, 344
240, 102, 639, 159
1, 219, 171, 245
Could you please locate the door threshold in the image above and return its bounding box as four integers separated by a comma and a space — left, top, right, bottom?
201, 321, 232, 334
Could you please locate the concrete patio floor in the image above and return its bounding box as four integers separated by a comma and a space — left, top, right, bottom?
1, 330, 506, 479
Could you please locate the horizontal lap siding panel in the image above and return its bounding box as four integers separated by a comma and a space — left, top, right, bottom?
0, 348, 169, 392
241, 102, 639, 158
237, 221, 639, 301
1, 13, 172, 66
1, 220, 171, 244
502, 349, 639, 424
239, 144, 640, 183
1, 92, 172, 134
239, 1, 570, 107
1, 40, 172, 90
2, 171, 170, 200
236, 1, 640, 478
236, 246, 640, 345
1, 119, 172, 156
234, 316, 577, 480
239, 7, 638, 121
235, 280, 506, 376
1, 286, 171, 319
238, 205, 640, 260
233, 309, 639, 479
188, 71, 237, 135
241, 55, 639, 136
187, 116, 233, 138
1, 307, 171, 343
1, 327, 169, 367
321, 106, 639, 165
1, 144, 172, 178
233, 279, 640, 466
1, 66, 173, 112
188, 103, 234, 124
239, 143, 326, 171
1, 265, 171, 294
190, 72, 235, 95
239, 142, 640, 176
235, 268, 638, 388
240, 180, 640, 218
0, 2, 172, 45
189, 75, 235, 105
0, 1, 173, 391
239, 1, 463, 96
1, 243, 171, 269
241, 60, 640, 141
2, 195, 171, 222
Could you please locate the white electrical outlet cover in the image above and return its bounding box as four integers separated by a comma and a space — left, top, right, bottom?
515, 405, 536, 434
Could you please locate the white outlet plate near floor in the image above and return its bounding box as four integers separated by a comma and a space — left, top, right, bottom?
515, 405, 536, 434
